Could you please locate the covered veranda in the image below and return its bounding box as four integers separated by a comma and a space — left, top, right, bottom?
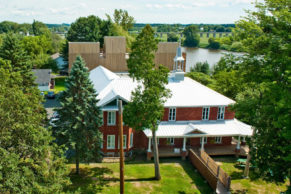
143, 119, 252, 160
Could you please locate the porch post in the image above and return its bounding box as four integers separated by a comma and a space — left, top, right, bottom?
182, 137, 186, 151
201, 137, 205, 151
148, 137, 152, 152
236, 136, 241, 150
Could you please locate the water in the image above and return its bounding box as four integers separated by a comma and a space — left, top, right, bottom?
182, 47, 240, 72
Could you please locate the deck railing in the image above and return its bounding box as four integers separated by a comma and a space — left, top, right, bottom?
200, 149, 231, 190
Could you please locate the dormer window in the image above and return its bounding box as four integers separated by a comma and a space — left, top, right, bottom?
202, 107, 210, 120
217, 106, 225, 120
168, 108, 176, 121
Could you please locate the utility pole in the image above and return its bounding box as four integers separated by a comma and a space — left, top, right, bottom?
118, 100, 124, 194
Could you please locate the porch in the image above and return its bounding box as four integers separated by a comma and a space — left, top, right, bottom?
147, 139, 249, 160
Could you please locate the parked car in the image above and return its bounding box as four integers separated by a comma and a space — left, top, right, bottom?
47, 91, 55, 99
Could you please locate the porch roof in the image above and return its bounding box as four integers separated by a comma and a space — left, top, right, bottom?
143, 119, 252, 138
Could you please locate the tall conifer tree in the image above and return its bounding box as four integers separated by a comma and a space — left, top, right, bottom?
53, 56, 102, 174
0, 33, 34, 87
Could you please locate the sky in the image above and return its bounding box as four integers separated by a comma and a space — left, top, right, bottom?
0, 0, 257, 24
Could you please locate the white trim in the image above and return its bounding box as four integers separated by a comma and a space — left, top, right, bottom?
107, 135, 115, 149
100, 133, 103, 148
217, 106, 225, 120
215, 136, 222, 144
118, 135, 127, 149
168, 107, 176, 121
107, 111, 116, 125
202, 107, 210, 120
200, 137, 207, 144
167, 137, 175, 145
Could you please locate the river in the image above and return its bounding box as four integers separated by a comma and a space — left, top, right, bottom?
182, 47, 241, 72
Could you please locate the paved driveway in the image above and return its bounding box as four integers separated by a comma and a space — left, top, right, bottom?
43, 96, 61, 119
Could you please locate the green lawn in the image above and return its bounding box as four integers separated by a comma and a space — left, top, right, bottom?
213, 156, 289, 194
65, 158, 212, 194
52, 76, 67, 93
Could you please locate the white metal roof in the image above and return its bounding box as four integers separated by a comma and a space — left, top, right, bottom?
143, 119, 253, 138
89, 65, 235, 107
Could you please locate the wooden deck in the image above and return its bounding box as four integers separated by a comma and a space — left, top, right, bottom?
190, 142, 249, 157
153, 142, 249, 159
158, 147, 184, 157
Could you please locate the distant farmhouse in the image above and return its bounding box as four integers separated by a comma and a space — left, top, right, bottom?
32, 69, 54, 91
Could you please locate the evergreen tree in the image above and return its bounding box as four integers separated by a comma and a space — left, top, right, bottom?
124, 25, 171, 180
0, 61, 70, 193
0, 33, 34, 87
52, 56, 102, 174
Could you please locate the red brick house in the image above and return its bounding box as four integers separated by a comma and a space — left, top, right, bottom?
89, 44, 252, 157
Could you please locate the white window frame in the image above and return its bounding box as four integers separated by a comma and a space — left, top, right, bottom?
107, 111, 116, 125
200, 137, 207, 144
100, 111, 104, 125
107, 135, 115, 149
100, 133, 103, 148
168, 107, 176, 121
118, 135, 127, 149
167, 138, 174, 145
217, 106, 225, 120
130, 133, 133, 148
215, 136, 222, 144
202, 107, 210, 120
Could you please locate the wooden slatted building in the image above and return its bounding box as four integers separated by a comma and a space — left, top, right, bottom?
69, 36, 185, 72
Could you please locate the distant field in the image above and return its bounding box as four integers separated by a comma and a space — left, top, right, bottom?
156, 32, 231, 48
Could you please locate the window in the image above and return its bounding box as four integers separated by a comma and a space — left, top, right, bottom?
217, 107, 225, 120
168, 108, 176, 121
202, 107, 210, 120
100, 111, 103, 125
118, 135, 127, 149
167, 138, 174, 145
107, 111, 116, 125
215, 136, 222, 144
107, 135, 115, 149
130, 133, 133, 148
100, 133, 103, 148
200, 137, 207, 144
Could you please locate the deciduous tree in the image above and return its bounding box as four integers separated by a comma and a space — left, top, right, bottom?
182, 25, 200, 47
0, 62, 70, 193
217, 0, 290, 183
124, 25, 171, 180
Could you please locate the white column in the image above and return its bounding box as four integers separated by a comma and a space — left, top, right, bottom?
236, 136, 241, 150
242, 136, 246, 143
201, 137, 205, 151
182, 137, 186, 151
148, 137, 152, 152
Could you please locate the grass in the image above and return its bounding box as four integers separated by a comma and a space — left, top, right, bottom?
213, 156, 289, 194
65, 158, 212, 194
51, 76, 67, 93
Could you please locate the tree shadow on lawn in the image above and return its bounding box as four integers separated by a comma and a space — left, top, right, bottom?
180, 159, 213, 194
65, 166, 118, 193
123, 157, 212, 193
